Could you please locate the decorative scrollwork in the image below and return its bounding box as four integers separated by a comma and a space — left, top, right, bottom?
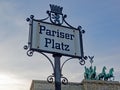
24, 45, 28, 50
27, 50, 34, 57
79, 56, 88, 65
79, 59, 85, 65
61, 76, 68, 85
63, 15, 77, 29
47, 74, 54, 83
39, 17, 49, 22
24, 45, 34, 57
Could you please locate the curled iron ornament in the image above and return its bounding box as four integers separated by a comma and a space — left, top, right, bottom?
79, 59, 85, 65
24, 45, 34, 57
60, 56, 88, 84
47, 74, 54, 83
79, 56, 88, 65
61, 76, 68, 85
39, 52, 54, 72
27, 50, 34, 57
61, 57, 88, 72
24, 45, 33, 57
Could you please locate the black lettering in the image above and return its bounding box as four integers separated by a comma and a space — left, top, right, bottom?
51, 30, 56, 37
65, 33, 69, 39
61, 42, 64, 50
51, 39, 54, 48
44, 38, 51, 47
65, 45, 70, 51
39, 25, 45, 34
56, 29, 60, 37
55, 43, 61, 50
46, 29, 51, 36
70, 34, 74, 40
60, 32, 64, 38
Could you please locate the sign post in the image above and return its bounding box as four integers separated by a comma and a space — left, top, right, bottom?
53, 54, 62, 90
24, 4, 87, 90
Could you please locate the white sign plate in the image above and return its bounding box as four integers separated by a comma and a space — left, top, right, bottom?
30, 20, 82, 58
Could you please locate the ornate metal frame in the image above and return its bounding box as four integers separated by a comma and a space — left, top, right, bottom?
24, 4, 88, 85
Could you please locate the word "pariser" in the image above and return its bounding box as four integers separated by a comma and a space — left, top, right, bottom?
39, 25, 75, 40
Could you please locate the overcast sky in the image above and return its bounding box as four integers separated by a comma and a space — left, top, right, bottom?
0, 0, 120, 90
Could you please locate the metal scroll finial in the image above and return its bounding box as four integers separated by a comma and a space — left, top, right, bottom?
50, 4, 63, 14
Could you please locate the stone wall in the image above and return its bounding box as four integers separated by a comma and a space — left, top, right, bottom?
30, 80, 120, 90
82, 80, 120, 90
30, 80, 54, 90
30, 80, 83, 90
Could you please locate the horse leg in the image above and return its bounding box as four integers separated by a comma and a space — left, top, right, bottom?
110, 76, 114, 81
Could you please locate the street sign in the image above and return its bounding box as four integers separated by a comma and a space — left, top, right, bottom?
29, 19, 82, 58
24, 5, 87, 90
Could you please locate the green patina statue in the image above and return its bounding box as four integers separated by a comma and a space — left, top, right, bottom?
84, 56, 114, 81
97, 66, 107, 80
84, 66, 89, 79
84, 56, 97, 80
84, 66, 114, 81
84, 66, 96, 80
104, 68, 114, 81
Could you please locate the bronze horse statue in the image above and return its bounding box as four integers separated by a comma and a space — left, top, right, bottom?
84, 66, 89, 79
97, 66, 106, 80
104, 68, 114, 81
84, 66, 96, 80
89, 66, 96, 80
